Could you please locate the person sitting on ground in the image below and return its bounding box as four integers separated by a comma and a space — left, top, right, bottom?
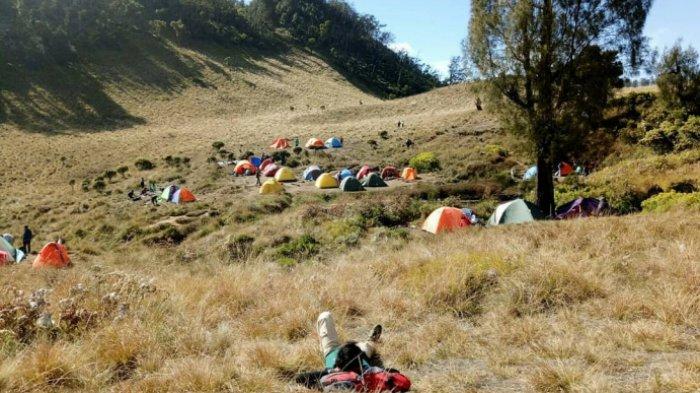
295, 311, 411, 391
151, 195, 159, 206
127, 190, 141, 202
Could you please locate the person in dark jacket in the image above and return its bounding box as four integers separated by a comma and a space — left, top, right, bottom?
22, 226, 33, 254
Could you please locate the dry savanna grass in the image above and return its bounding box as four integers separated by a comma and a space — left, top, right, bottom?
1, 41, 699, 392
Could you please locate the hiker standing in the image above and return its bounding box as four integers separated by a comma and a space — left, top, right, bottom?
140, 178, 145, 188
294, 137, 300, 148
255, 168, 262, 186
22, 226, 33, 254
475, 97, 483, 111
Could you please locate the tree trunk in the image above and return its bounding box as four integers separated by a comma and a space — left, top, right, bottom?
536, 153, 556, 217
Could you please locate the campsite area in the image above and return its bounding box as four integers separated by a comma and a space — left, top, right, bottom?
1, 1, 699, 392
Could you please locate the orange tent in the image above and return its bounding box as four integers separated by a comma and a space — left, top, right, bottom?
33, 242, 71, 269
174, 187, 197, 204
234, 161, 257, 175
305, 138, 326, 149
422, 207, 471, 234
402, 167, 417, 181
270, 138, 290, 150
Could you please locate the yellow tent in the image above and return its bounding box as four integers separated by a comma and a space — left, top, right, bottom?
259, 179, 285, 195
274, 166, 297, 182
315, 173, 339, 189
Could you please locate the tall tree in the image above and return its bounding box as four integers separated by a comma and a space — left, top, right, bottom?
468, 0, 653, 215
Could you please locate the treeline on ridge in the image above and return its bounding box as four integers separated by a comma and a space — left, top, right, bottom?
0, 0, 440, 97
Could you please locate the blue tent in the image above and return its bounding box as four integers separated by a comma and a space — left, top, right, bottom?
523, 166, 538, 181
336, 168, 353, 182
303, 165, 322, 181
325, 137, 343, 148
250, 156, 262, 168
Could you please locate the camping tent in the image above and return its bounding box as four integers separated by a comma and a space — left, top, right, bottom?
263, 164, 280, 177
275, 167, 297, 182
259, 179, 285, 195
336, 169, 353, 182
250, 156, 263, 168
160, 185, 179, 202
303, 165, 322, 181
523, 166, 538, 181
172, 188, 196, 204
234, 161, 257, 175
305, 138, 326, 149
362, 172, 388, 188
0, 236, 24, 263
558, 162, 574, 177
340, 176, 365, 192
325, 137, 343, 148
33, 242, 71, 269
315, 173, 339, 189
402, 167, 417, 181
357, 165, 372, 180
556, 197, 605, 220
260, 158, 274, 170
270, 138, 290, 150
488, 199, 544, 226
422, 207, 471, 234
381, 166, 399, 180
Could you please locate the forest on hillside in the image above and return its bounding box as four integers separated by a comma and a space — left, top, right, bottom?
0, 0, 440, 97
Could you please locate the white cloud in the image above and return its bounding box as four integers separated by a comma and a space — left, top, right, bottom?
430, 60, 450, 79
388, 42, 415, 55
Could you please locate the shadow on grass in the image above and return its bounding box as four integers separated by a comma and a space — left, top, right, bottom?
0, 37, 298, 134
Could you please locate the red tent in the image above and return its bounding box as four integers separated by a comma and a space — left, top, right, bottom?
270, 138, 290, 150
33, 243, 71, 269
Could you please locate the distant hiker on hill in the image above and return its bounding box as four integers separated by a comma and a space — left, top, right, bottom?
140, 178, 145, 188
475, 97, 483, 111
22, 226, 33, 254
294, 137, 300, 148
294, 311, 411, 391
405, 139, 414, 148
255, 169, 262, 186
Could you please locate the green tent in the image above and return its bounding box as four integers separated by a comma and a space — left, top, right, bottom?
488, 199, 544, 226
0, 236, 24, 262
340, 176, 365, 192
160, 185, 178, 202
362, 172, 388, 188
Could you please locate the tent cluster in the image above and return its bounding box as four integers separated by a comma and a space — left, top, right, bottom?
1, 237, 71, 269
522, 162, 586, 181
270, 137, 344, 150
422, 197, 606, 235
160, 185, 197, 204
299, 164, 418, 192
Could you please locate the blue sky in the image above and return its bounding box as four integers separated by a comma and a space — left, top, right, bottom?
349, 0, 700, 78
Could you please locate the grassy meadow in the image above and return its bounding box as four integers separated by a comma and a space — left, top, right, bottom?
1, 42, 699, 392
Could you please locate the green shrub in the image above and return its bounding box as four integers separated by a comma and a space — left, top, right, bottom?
409, 152, 441, 172
93, 179, 106, 192
117, 166, 129, 177
226, 234, 256, 262
641, 116, 700, 153
641, 192, 700, 213
212, 141, 225, 150
276, 234, 318, 260
135, 159, 156, 171
485, 144, 509, 158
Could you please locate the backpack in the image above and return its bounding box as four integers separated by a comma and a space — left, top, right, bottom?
320, 368, 412, 392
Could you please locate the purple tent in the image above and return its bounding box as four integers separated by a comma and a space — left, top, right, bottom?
555, 197, 606, 220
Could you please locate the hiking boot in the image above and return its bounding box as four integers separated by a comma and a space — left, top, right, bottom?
369, 324, 382, 343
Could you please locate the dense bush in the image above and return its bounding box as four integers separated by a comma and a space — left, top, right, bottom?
135, 159, 156, 170
641, 192, 700, 213
641, 116, 700, 153
409, 152, 441, 173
